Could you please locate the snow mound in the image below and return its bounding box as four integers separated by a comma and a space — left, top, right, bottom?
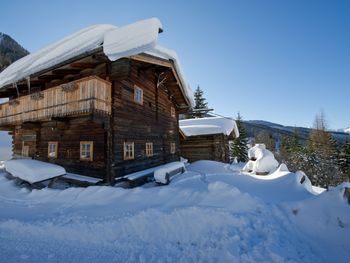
0, 160, 349, 262
243, 144, 279, 175
5, 159, 66, 184
154, 161, 185, 184
179, 117, 239, 137
187, 160, 232, 174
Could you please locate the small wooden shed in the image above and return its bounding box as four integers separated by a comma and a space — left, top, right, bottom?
179, 117, 239, 163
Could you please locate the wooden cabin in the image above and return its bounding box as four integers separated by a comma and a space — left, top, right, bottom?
179, 117, 239, 163
0, 18, 193, 183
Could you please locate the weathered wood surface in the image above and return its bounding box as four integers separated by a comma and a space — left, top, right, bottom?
0, 76, 111, 125
4, 53, 191, 182
180, 134, 230, 163
110, 61, 180, 179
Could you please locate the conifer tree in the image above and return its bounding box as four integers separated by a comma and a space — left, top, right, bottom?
230, 113, 248, 162
189, 86, 209, 118
306, 112, 340, 187
254, 130, 275, 152
339, 141, 350, 181
278, 129, 305, 171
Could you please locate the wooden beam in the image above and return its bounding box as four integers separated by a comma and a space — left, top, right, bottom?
38, 75, 64, 80
52, 69, 82, 75
130, 54, 172, 68
70, 62, 98, 69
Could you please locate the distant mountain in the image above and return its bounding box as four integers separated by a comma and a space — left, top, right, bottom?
243, 120, 350, 144
339, 127, 350, 134
0, 32, 29, 72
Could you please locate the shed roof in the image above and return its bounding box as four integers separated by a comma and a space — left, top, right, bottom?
0, 18, 193, 106
179, 117, 239, 137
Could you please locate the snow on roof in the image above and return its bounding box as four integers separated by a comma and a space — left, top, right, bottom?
0, 18, 194, 106
5, 159, 66, 184
179, 117, 239, 137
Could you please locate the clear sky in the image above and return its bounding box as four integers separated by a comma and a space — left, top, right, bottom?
1, 0, 349, 129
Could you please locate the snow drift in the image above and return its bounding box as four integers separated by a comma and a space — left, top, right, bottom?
0, 160, 348, 262
243, 144, 279, 175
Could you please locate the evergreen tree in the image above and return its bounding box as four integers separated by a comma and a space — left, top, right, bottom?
189, 86, 209, 118
254, 130, 275, 152
339, 141, 350, 182
278, 129, 305, 171
230, 113, 249, 162
305, 112, 340, 187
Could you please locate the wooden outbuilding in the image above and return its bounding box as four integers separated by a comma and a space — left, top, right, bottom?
0, 18, 193, 183
179, 117, 239, 163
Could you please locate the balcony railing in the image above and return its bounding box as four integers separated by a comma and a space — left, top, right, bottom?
0, 76, 111, 126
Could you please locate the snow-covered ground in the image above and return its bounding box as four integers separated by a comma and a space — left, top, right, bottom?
0, 160, 349, 262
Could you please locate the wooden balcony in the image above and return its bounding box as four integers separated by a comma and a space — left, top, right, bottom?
0, 76, 111, 126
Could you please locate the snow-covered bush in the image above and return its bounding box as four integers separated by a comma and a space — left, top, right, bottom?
243, 144, 279, 175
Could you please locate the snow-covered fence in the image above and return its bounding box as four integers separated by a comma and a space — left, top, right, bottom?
154, 162, 185, 184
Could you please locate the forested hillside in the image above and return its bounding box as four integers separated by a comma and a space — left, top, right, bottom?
0, 32, 29, 72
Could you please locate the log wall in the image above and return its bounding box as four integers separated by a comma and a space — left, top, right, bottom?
13, 119, 107, 178
180, 134, 230, 163
110, 63, 180, 179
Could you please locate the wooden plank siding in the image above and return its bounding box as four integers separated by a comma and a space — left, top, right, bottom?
180, 134, 230, 163
110, 63, 180, 179
4, 54, 188, 182
0, 76, 111, 126
12, 119, 107, 178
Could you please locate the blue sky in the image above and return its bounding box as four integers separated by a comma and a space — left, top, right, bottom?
1, 0, 349, 129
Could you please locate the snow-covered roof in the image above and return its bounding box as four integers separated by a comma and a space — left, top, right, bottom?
179, 117, 239, 137
0, 18, 194, 106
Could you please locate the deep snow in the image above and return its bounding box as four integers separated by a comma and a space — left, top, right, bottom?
0, 160, 349, 262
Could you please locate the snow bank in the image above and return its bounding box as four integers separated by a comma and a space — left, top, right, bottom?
5, 159, 65, 184
0, 160, 349, 262
179, 117, 239, 137
243, 144, 279, 175
154, 161, 185, 184
0, 18, 194, 106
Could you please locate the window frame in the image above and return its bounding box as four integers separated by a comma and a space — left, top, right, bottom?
48, 141, 58, 159
124, 142, 135, 160
145, 142, 153, 157
80, 141, 94, 161
170, 142, 176, 154
134, 85, 143, 105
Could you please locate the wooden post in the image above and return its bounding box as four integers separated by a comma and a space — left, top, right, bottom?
105, 74, 115, 184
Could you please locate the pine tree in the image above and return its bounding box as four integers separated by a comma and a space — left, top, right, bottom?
189, 86, 209, 118
278, 129, 304, 171
254, 130, 275, 152
339, 141, 350, 182
305, 112, 340, 187
230, 113, 248, 162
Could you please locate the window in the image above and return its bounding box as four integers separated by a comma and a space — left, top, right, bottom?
124, 142, 134, 160
170, 142, 176, 154
48, 142, 58, 158
171, 107, 176, 118
134, 85, 143, 104
145, 142, 153, 157
22, 145, 29, 157
80, 141, 93, 161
